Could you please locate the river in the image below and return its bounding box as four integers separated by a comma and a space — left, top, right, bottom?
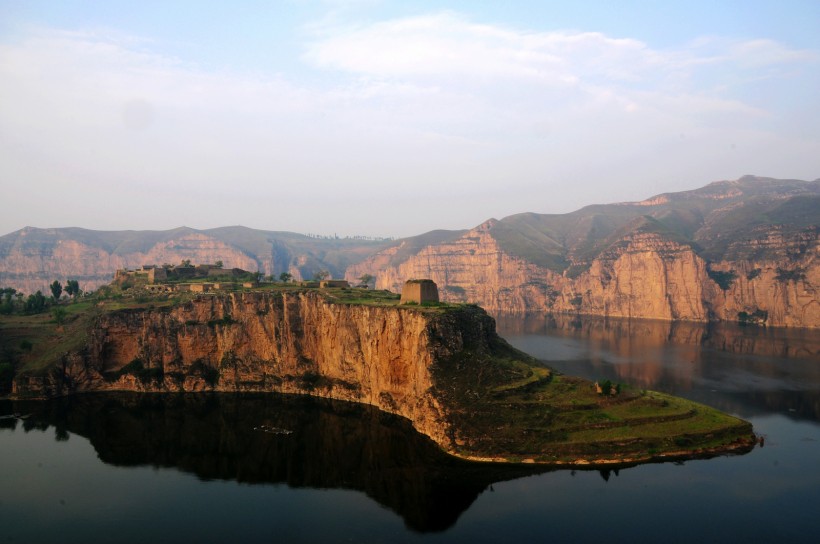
1, 314, 819, 543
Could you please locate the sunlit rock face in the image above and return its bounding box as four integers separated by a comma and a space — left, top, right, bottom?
13, 291, 499, 451
348, 177, 819, 328
351, 226, 817, 327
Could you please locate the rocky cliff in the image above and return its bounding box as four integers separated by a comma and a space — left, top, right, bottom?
348, 177, 820, 328
3, 176, 814, 327
8, 289, 755, 464
12, 291, 499, 449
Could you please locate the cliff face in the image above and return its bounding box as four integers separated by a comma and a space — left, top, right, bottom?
348, 178, 820, 328
351, 226, 818, 327
347, 222, 561, 314
13, 292, 498, 449
710, 227, 820, 328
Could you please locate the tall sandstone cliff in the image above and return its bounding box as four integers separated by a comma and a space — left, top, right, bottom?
2, 176, 817, 327
348, 177, 819, 328
348, 223, 818, 327
13, 291, 498, 450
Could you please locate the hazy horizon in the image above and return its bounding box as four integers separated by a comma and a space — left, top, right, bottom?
2, 173, 817, 240
3, 1, 819, 238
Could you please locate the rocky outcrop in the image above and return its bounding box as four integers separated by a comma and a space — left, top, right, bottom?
348, 211, 819, 328
9, 289, 756, 464
347, 221, 561, 314
12, 291, 499, 450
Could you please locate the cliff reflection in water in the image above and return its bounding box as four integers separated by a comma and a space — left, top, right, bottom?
496, 313, 820, 422
11, 393, 545, 532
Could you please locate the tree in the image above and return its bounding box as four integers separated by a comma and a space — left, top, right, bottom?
52, 306, 67, 326
357, 274, 374, 287
214, 260, 223, 268
313, 270, 330, 281
65, 280, 81, 298
279, 272, 293, 283
25, 291, 47, 314
50, 280, 63, 300
0, 287, 16, 314
180, 259, 191, 267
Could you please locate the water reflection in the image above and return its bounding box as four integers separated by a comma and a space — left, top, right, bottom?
4, 393, 547, 533
495, 313, 820, 422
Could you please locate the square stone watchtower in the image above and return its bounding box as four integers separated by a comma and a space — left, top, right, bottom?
400, 279, 439, 304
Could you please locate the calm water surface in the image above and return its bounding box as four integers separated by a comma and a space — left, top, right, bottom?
2, 314, 819, 543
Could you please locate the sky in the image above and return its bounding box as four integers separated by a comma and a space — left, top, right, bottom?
1, 0, 819, 238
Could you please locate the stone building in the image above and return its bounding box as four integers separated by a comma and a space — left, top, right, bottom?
400, 279, 439, 304
319, 280, 350, 289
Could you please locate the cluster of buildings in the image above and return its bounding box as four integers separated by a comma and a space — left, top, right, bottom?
114, 264, 256, 293
113, 264, 442, 303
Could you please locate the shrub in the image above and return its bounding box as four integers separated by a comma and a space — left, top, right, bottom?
775, 268, 806, 282
737, 309, 768, 325
707, 269, 737, 290
746, 268, 762, 281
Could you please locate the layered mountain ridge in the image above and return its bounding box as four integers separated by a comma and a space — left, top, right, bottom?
1, 176, 817, 327
348, 176, 819, 327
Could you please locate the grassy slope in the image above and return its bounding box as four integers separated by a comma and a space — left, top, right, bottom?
431, 326, 753, 464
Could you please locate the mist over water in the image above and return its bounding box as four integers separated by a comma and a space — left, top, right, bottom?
1, 315, 819, 543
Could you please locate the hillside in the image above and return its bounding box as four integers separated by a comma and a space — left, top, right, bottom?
0, 226, 392, 295
347, 176, 820, 327
1, 176, 817, 327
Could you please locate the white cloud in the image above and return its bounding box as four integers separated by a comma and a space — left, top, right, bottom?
1, 14, 818, 237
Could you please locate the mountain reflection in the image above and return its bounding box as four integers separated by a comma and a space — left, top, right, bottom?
9, 393, 548, 532
495, 313, 820, 422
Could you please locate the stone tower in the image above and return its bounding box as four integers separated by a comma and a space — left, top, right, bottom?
400, 279, 440, 304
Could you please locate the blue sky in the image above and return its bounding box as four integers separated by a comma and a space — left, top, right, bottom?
1, 1, 819, 237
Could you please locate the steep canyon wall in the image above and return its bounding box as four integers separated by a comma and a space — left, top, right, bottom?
348, 227, 819, 328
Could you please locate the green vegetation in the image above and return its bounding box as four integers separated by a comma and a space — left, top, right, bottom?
49, 280, 63, 300
65, 279, 81, 298
737, 309, 768, 325
775, 267, 806, 282
707, 268, 738, 290
52, 306, 67, 326
746, 268, 762, 281
431, 317, 752, 464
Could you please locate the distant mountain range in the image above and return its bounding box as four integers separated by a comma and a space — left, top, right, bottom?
1, 175, 818, 327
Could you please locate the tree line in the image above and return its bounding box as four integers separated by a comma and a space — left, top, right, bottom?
0, 279, 83, 315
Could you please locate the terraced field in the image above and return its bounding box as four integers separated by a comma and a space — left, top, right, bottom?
434, 345, 755, 464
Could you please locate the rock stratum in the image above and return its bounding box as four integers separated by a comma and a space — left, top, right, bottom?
8, 289, 754, 465
348, 176, 820, 327
1, 176, 816, 327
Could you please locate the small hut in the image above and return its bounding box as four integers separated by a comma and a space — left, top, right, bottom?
400, 279, 439, 304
